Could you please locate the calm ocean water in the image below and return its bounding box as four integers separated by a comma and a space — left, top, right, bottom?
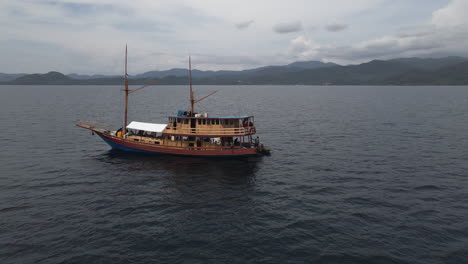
1, 85, 467, 263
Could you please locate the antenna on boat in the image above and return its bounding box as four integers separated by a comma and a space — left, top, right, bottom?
189, 56, 195, 115
123, 44, 129, 135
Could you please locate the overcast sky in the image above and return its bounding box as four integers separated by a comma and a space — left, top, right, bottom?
1, 0, 467, 74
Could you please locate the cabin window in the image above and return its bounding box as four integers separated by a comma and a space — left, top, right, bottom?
177, 118, 181, 123
216, 119, 220, 125
229, 120, 233, 125
203, 119, 206, 125
221, 119, 225, 125
198, 119, 201, 125
184, 119, 188, 124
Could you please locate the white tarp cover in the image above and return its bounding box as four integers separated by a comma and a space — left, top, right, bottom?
126, 121, 167, 133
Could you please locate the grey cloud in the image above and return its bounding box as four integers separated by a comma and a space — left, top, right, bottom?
273, 21, 302, 34
190, 53, 291, 69
325, 22, 348, 32
289, 36, 312, 54
235, 20, 254, 29
396, 26, 434, 38
292, 24, 468, 64
112, 21, 173, 33
170, 5, 223, 26
192, 54, 261, 66
4, 0, 468, 73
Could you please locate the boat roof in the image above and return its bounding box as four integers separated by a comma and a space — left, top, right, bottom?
168, 115, 253, 119
127, 121, 167, 133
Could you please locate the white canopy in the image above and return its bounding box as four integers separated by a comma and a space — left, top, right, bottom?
126, 121, 167, 133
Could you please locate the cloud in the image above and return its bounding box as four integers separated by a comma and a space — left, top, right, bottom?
193, 53, 261, 66
273, 21, 302, 34
283, 0, 468, 64
41, 1, 118, 16
183, 53, 291, 70
289, 26, 468, 64
0, 0, 226, 73
1, 0, 468, 73
432, 0, 468, 27
289, 36, 312, 54
287, 35, 320, 61
396, 26, 433, 38
325, 22, 348, 32
235, 20, 254, 30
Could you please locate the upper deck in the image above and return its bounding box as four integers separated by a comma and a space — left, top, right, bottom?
162, 114, 256, 137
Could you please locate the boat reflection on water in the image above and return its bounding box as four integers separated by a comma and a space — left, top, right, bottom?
93, 150, 261, 211
100, 149, 260, 179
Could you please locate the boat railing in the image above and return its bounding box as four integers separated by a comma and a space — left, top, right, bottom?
163, 126, 256, 135
124, 135, 254, 150
113, 134, 254, 151
127, 140, 252, 151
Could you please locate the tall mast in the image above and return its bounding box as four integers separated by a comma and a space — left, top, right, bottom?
123, 45, 129, 135
189, 56, 194, 115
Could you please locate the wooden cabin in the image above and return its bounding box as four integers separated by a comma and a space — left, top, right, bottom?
123, 112, 257, 150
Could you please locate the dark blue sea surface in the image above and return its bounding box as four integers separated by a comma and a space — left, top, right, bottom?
1, 85, 467, 263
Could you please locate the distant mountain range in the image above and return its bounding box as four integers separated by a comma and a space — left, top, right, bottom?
1, 57, 467, 85
0, 73, 27, 82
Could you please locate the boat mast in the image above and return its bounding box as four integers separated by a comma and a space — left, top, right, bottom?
123, 45, 129, 135
189, 56, 194, 115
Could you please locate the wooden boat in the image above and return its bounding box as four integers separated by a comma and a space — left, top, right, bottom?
76, 46, 270, 157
